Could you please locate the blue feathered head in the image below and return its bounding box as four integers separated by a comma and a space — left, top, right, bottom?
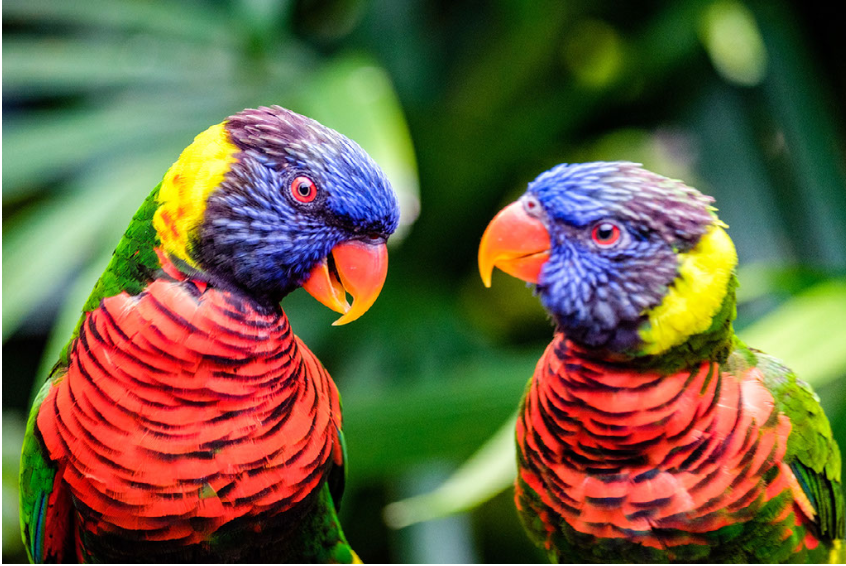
156, 105, 400, 324
480, 162, 736, 354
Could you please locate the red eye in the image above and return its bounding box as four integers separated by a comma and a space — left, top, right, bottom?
291, 176, 317, 203
591, 222, 622, 248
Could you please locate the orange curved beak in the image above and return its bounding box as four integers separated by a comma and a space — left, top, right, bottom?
478, 200, 551, 287
303, 239, 389, 326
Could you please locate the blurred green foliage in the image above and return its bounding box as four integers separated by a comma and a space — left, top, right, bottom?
3, 0, 845, 562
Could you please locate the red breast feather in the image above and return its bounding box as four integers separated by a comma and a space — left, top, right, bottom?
517, 335, 810, 558
37, 275, 341, 547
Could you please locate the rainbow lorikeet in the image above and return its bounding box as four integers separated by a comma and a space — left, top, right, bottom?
478, 162, 844, 563
19, 106, 399, 563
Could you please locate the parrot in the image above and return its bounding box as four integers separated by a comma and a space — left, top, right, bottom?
19, 105, 399, 563
478, 161, 844, 563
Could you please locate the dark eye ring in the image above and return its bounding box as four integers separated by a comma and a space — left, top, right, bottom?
591, 221, 623, 248
291, 176, 317, 203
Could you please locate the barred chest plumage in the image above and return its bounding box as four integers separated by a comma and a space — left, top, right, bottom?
36, 265, 343, 561
515, 333, 818, 561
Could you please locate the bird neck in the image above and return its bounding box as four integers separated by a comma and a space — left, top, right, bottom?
634, 224, 738, 364
627, 273, 738, 374
594, 223, 740, 374
153, 121, 239, 268
563, 272, 738, 376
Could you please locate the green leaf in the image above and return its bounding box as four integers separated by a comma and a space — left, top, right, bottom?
3, 37, 236, 94
698, 0, 768, 87
2, 94, 241, 200
383, 413, 517, 529
2, 0, 234, 44
29, 249, 118, 404
734, 263, 832, 304
2, 151, 177, 341
340, 352, 537, 481
738, 279, 846, 389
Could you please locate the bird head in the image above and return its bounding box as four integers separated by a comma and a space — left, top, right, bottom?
479, 162, 738, 357
152, 105, 399, 325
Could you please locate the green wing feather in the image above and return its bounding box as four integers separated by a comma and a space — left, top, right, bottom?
750, 346, 845, 542
19, 376, 72, 563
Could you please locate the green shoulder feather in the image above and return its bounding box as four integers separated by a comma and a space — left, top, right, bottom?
56, 183, 163, 368
741, 342, 844, 542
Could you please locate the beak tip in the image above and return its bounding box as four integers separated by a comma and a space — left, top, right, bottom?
309, 239, 388, 326
480, 271, 493, 288
478, 251, 494, 288
331, 307, 353, 326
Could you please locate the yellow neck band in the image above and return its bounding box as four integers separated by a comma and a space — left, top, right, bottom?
152, 122, 239, 267
638, 223, 738, 355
